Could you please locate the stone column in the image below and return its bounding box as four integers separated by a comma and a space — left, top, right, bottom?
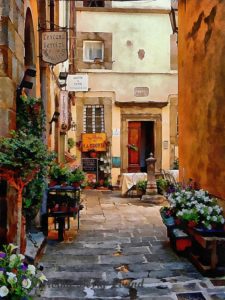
141, 153, 165, 204
145, 153, 158, 195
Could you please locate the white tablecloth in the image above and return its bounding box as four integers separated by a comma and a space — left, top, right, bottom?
120, 173, 147, 195
168, 170, 179, 182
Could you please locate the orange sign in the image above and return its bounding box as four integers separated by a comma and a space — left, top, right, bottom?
82, 133, 107, 152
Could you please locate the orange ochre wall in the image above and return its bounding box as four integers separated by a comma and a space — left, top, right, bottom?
178, 0, 225, 201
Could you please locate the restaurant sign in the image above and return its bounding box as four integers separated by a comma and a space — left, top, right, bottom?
82, 133, 107, 152
42, 31, 68, 65
67, 74, 88, 92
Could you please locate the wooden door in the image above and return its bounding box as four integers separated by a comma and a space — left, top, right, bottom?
128, 121, 141, 172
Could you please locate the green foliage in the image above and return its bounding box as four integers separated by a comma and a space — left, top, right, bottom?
156, 178, 169, 195
68, 168, 86, 184
16, 95, 46, 138
48, 163, 70, 184
0, 131, 54, 181
136, 180, 147, 192
67, 138, 75, 151
172, 158, 179, 170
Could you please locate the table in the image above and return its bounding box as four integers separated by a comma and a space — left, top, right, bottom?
120, 173, 147, 196
46, 186, 81, 241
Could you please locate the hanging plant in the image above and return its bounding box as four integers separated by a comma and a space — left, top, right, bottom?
127, 144, 138, 151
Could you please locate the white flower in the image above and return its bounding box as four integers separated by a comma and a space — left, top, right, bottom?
7, 272, 17, 284
0, 286, 9, 297
9, 254, 17, 261
39, 273, 48, 283
28, 264, 36, 275
18, 254, 25, 260
8, 243, 18, 252
22, 278, 32, 289
212, 216, 217, 222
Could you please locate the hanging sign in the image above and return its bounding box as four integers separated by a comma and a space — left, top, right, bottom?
82, 133, 107, 152
67, 74, 88, 92
42, 31, 68, 65
59, 90, 69, 132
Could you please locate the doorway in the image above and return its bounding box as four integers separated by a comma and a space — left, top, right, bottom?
128, 121, 154, 172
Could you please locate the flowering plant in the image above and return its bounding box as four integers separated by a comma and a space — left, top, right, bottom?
168, 188, 225, 230
0, 244, 47, 299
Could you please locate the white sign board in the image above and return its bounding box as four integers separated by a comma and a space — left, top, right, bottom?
59, 90, 69, 132
112, 128, 120, 136
67, 74, 88, 92
42, 31, 68, 65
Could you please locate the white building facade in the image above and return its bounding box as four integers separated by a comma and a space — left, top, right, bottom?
69, 0, 178, 185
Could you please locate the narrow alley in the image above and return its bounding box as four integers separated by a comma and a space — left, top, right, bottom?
35, 191, 225, 300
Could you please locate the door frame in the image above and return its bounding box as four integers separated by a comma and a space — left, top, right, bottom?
121, 113, 162, 172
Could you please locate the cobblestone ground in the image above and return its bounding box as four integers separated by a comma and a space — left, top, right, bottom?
35, 191, 225, 300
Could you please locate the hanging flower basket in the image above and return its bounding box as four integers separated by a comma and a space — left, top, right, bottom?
127, 144, 138, 151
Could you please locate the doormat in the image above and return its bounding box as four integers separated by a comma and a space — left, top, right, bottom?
176, 293, 206, 300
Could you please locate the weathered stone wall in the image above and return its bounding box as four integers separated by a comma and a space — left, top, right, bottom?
179, 0, 225, 200
0, 0, 25, 136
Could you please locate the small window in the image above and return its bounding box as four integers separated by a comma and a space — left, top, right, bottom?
83, 41, 104, 62
83, 105, 105, 133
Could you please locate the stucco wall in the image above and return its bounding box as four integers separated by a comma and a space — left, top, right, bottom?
77, 10, 172, 73
179, 0, 225, 200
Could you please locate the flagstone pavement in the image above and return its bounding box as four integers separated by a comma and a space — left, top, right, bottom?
35, 190, 225, 300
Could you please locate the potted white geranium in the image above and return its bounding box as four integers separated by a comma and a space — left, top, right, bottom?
0, 244, 47, 299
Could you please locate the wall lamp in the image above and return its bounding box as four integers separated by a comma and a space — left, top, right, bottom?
59, 72, 68, 80
169, 0, 178, 34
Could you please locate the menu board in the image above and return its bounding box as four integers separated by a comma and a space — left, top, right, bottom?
82, 158, 98, 172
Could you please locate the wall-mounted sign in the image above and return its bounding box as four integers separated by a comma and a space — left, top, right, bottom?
67, 74, 88, 92
59, 90, 69, 132
134, 87, 149, 97
42, 31, 68, 65
112, 128, 120, 136
82, 133, 107, 152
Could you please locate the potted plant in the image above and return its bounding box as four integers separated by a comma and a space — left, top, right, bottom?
88, 149, 98, 158
68, 168, 86, 188
48, 163, 70, 186
136, 180, 147, 196
67, 138, 75, 153
0, 243, 47, 299
156, 178, 169, 195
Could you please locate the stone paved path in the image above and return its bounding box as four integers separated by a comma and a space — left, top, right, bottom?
35, 191, 225, 300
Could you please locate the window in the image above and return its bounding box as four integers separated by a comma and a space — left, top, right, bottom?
83, 105, 105, 133
83, 41, 104, 62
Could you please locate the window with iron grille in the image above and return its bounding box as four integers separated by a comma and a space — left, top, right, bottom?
83, 105, 105, 133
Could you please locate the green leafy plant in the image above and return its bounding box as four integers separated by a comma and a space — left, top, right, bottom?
0, 243, 47, 299
68, 168, 86, 185
156, 178, 169, 195
136, 180, 147, 193
0, 131, 54, 252
172, 158, 179, 170
48, 163, 70, 185
67, 138, 75, 153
